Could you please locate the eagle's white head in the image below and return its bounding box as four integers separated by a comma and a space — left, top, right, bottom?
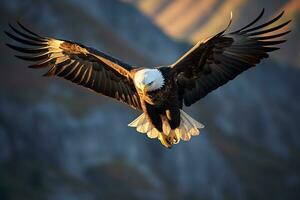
134, 69, 164, 92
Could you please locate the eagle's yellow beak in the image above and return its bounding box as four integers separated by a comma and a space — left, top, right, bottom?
141, 84, 149, 93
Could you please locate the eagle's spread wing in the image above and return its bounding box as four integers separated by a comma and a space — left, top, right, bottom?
5, 23, 141, 110
171, 9, 291, 106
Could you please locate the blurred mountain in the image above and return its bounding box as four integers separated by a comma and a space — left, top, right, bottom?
0, 0, 300, 200
127, 0, 300, 68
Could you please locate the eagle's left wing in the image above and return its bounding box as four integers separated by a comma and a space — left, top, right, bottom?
5, 23, 142, 110
171, 9, 291, 106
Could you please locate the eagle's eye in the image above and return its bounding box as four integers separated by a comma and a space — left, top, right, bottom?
148, 81, 154, 86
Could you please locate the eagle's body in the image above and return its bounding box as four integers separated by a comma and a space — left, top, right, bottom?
132, 67, 187, 147
5, 9, 291, 148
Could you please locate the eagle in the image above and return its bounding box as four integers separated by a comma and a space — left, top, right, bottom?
5, 9, 290, 148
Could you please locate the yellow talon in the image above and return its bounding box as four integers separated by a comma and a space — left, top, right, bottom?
158, 129, 180, 148
158, 133, 172, 149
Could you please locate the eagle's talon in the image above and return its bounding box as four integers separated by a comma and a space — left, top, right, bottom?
173, 137, 178, 143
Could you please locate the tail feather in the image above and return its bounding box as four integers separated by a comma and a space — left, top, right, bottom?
147, 128, 160, 139
137, 121, 150, 133
128, 114, 144, 127
128, 110, 204, 148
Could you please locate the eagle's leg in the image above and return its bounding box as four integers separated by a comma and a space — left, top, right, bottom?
166, 109, 180, 129
143, 103, 174, 148
165, 109, 181, 145
144, 103, 163, 132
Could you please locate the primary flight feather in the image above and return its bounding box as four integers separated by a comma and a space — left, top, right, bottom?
5, 9, 291, 148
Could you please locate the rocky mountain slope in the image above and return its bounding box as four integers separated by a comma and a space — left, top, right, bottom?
0, 0, 299, 200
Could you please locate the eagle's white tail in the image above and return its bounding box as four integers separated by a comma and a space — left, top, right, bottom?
128, 110, 204, 148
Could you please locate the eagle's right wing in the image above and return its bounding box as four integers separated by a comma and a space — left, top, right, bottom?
5, 23, 142, 110
171, 9, 291, 106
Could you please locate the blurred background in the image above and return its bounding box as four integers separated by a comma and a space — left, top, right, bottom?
0, 0, 299, 199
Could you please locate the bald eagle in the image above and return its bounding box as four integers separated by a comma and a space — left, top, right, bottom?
5, 9, 290, 148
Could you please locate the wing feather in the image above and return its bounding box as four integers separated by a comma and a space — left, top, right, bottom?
171, 9, 290, 106
5, 23, 141, 110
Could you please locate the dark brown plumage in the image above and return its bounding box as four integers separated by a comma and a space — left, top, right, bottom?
5, 23, 141, 110
173, 9, 291, 106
